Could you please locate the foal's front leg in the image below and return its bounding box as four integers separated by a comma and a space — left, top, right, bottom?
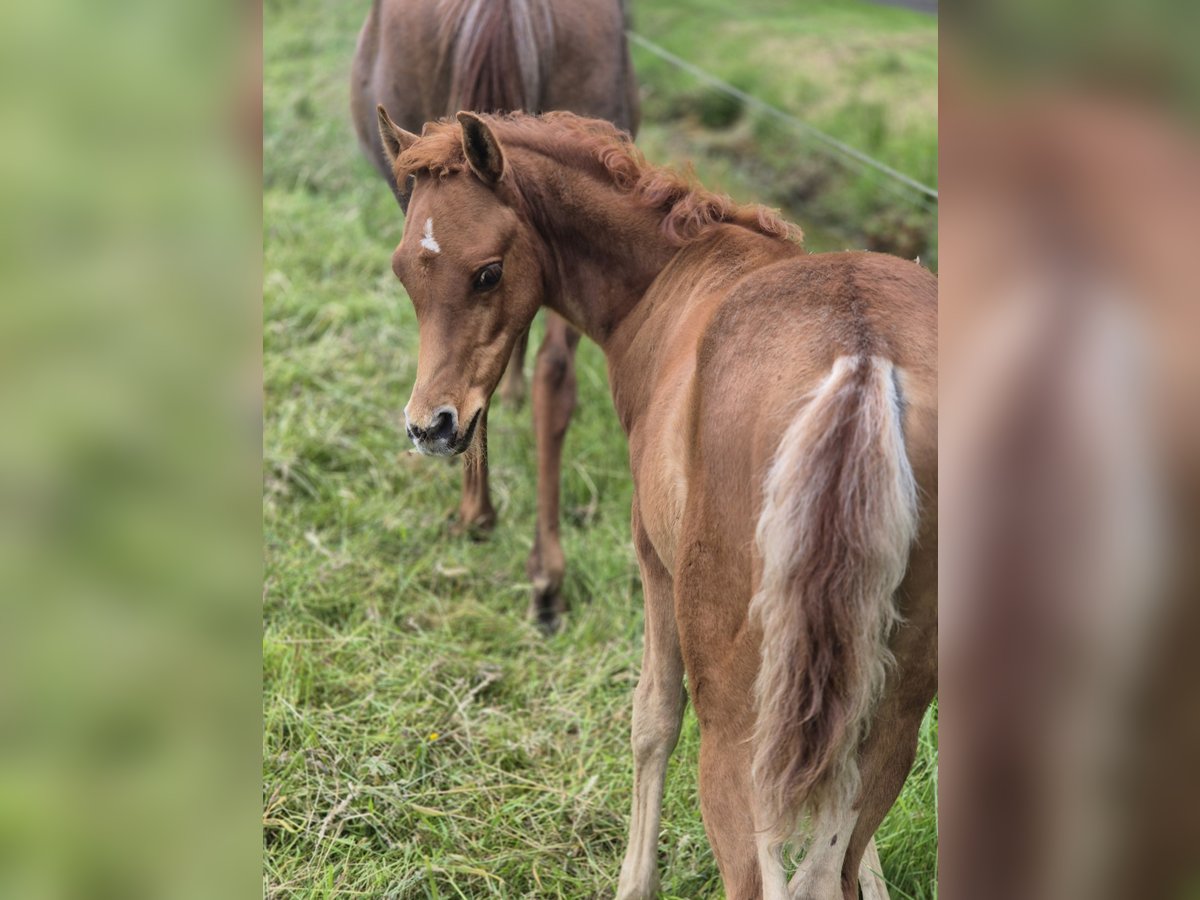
525, 313, 580, 631
616, 512, 686, 900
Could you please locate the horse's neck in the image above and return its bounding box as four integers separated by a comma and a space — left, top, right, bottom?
589, 227, 798, 435
522, 157, 677, 345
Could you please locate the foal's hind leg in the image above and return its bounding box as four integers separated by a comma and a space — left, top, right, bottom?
837, 640, 936, 897
789, 573, 937, 899
836, 551, 937, 900
616, 511, 685, 900
693, 645, 790, 900
676, 541, 788, 900
811, 698, 929, 900
525, 313, 580, 630
457, 408, 496, 534
788, 801, 862, 900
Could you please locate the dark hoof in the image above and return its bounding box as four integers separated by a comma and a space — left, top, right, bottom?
450, 507, 496, 540
534, 606, 561, 636
529, 581, 567, 635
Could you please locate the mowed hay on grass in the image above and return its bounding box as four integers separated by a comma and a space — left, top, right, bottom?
264, 0, 937, 896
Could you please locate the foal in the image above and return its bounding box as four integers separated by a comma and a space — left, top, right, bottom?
352, 0, 639, 627
377, 110, 937, 900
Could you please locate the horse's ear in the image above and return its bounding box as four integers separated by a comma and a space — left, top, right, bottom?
456, 112, 505, 185
377, 106, 418, 168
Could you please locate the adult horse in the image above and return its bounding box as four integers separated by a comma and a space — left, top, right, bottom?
350, 0, 639, 628
376, 110, 937, 900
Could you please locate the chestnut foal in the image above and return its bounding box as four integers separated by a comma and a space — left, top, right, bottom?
377, 110, 937, 900
352, 0, 639, 628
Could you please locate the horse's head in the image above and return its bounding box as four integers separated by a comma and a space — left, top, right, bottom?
378, 108, 545, 456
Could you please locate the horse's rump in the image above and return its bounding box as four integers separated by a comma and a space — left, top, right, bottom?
437, 0, 554, 114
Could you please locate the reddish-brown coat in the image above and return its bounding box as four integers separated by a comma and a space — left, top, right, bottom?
381, 111, 937, 900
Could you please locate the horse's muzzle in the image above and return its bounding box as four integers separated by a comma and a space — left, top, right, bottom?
406, 406, 480, 457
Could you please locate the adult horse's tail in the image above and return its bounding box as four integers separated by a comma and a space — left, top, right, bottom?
438, 0, 553, 114
750, 354, 918, 846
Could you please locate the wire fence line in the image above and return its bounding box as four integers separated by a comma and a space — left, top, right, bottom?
625, 30, 938, 205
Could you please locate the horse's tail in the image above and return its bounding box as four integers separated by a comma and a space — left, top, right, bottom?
439, 0, 553, 114
750, 354, 918, 846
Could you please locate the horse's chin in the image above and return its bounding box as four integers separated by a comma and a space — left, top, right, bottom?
414, 442, 457, 458
450, 407, 483, 455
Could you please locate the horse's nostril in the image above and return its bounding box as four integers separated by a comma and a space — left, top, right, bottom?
429, 409, 456, 443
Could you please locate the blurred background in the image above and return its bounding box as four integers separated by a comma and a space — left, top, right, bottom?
940, 1, 1200, 898
0, 0, 260, 898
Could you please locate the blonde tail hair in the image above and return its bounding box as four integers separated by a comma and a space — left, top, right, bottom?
750, 354, 918, 846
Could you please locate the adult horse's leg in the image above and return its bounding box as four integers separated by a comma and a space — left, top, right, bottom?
457, 409, 496, 534
498, 326, 530, 408
616, 510, 686, 900
525, 312, 580, 630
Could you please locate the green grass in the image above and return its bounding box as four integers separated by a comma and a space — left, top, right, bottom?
629, 0, 938, 264
263, 0, 937, 896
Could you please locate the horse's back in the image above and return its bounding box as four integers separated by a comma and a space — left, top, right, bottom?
694, 249, 937, 501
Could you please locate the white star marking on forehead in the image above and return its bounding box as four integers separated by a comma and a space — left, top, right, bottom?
420, 217, 441, 254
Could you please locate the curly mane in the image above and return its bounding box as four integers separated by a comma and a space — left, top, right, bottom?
395, 111, 802, 246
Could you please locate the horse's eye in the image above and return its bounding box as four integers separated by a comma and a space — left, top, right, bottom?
473, 263, 502, 293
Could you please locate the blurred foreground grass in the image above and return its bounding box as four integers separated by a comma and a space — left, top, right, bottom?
264, 0, 937, 896
0, 1, 260, 898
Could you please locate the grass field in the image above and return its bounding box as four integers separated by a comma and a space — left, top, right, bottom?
263, 0, 937, 896
628, 0, 938, 264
